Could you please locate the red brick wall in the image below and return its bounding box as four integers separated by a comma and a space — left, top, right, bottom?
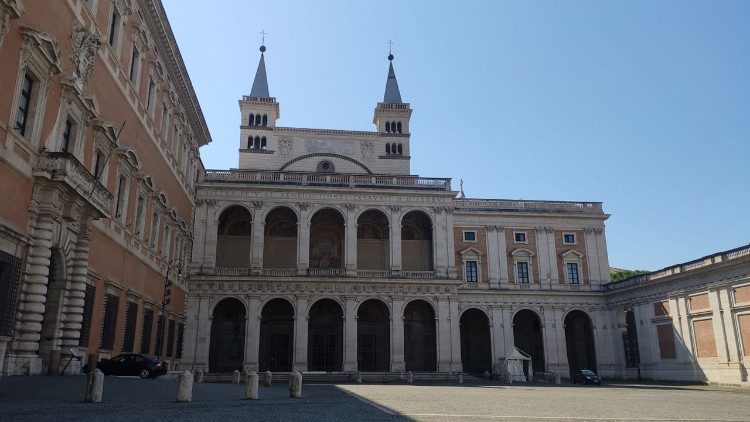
735, 285, 750, 305
657, 323, 677, 359
693, 319, 718, 358
554, 230, 589, 284
505, 230, 539, 283
738, 314, 750, 357
690, 293, 710, 312
453, 227, 488, 281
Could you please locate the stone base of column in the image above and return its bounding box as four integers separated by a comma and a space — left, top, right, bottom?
293, 362, 307, 372
3, 353, 43, 375
244, 362, 259, 372
343, 362, 357, 372
391, 361, 405, 371
297, 268, 308, 276
438, 361, 452, 372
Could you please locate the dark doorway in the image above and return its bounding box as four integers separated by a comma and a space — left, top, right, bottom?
308, 299, 343, 371
209, 298, 246, 372
513, 309, 545, 375
404, 300, 436, 371
259, 298, 294, 372
357, 299, 390, 371
565, 310, 597, 376
309, 209, 345, 269
460, 309, 492, 375
401, 211, 433, 271
216, 206, 252, 268
263, 207, 298, 269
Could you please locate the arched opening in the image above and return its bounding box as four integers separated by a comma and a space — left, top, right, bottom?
209, 298, 246, 372
385, 122, 391, 133
248, 113, 254, 126
460, 309, 492, 375
357, 299, 390, 371
309, 209, 344, 269
404, 300, 436, 371
216, 206, 252, 268
308, 299, 343, 371
397, 121, 402, 133
386, 143, 391, 155
565, 310, 597, 376
357, 210, 390, 271
39, 248, 66, 372
263, 207, 298, 269
513, 309, 545, 376
262, 114, 268, 126
255, 114, 261, 126
261, 136, 267, 149
397, 143, 403, 155
259, 298, 294, 372
623, 309, 640, 369
254, 136, 260, 149
246, 136, 253, 149
401, 211, 433, 271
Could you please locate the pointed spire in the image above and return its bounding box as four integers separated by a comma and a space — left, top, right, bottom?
250, 43, 270, 98
383, 52, 403, 104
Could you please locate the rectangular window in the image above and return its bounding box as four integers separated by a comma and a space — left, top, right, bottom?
566, 262, 580, 284
160, 106, 169, 138
93, 149, 106, 179
14, 74, 34, 136
146, 78, 156, 114
108, 8, 121, 46
172, 126, 179, 156
149, 212, 159, 247
166, 319, 176, 357
176, 322, 184, 358
0, 251, 22, 337
514, 232, 527, 243
79, 284, 96, 347
100, 293, 120, 350
129, 45, 140, 82
162, 225, 171, 258
516, 262, 530, 283
140, 308, 154, 354
61, 119, 74, 152
115, 175, 127, 219
463, 231, 476, 242
134, 195, 145, 235
465, 260, 478, 282
122, 301, 138, 353
563, 233, 576, 244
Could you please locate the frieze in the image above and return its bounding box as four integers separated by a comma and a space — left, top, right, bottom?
197, 189, 453, 205
191, 280, 458, 296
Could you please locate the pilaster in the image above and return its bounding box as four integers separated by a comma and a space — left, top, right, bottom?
485, 226, 500, 288
445, 208, 457, 278
436, 297, 451, 371
293, 297, 309, 371
245, 296, 261, 371
391, 297, 405, 371
343, 297, 358, 371
389, 206, 402, 272
345, 206, 357, 276
250, 218, 265, 273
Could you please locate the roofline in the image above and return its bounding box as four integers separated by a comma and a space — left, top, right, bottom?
142, 0, 211, 146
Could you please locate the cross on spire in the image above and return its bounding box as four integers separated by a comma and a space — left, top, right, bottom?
260, 30, 267, 46
388, 40, 394, 54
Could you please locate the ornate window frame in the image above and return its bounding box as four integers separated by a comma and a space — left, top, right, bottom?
511, 248, 534, 283
561, 249, 584, 284
460, 247, 483, 283
0, 1, 23, 50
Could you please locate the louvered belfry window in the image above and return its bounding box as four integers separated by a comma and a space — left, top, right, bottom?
0, 251, 22, 337
140, 308, 154, 354
122, 302, 139, 352
79, 284, 96, 347
100, 294, 120, 350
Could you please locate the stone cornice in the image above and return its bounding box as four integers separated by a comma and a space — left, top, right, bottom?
139, 0, 211, 146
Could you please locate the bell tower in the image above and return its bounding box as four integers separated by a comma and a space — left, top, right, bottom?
373, 49, 412, 159
239, 40, 279, 165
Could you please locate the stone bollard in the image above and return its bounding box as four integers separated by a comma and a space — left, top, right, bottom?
195, 369, 204, 383
407, 371, 413, 384
245, 371, 259, 400
398, 369, 405, 381
289, 371, 302, 398
555, 373, 562, 385
84, 369, 104, 403
265, 370, 273, 387
447, 369, 453, 381
232, 369, 241, 385
356, 371, 363, 383
458, 373, 464, 384
177, 371, 194, 402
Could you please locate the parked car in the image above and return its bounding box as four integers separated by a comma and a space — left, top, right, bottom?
84, 354, 167, 379
571, 369, 601, 385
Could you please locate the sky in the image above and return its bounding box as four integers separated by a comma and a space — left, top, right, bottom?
162, 0, 750, 271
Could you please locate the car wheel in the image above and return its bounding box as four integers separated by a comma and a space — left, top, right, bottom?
139, 369, 151, 379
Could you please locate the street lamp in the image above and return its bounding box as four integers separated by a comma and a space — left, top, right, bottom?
156, 258, 183, 361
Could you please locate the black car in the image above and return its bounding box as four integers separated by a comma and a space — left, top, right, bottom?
571, 369, 601, 385
84, 354, 167, 379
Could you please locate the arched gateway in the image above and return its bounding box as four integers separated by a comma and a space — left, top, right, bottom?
513, 309, 545, 376
209, 298, 246, 372
564, 310, 597, 375
308, 299, 344, 371
259, 298, 294, 372
460, 309, 492, 375
357, 299, 390, 371
404, 300, 437, 371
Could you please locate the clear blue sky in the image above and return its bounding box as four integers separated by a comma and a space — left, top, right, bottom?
162, 0, 750, 271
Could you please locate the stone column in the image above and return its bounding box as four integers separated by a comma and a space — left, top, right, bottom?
182, 295, 201, 370
189, 296, 212, 371
432, 209, 447, 277
497, 228, 509, 285
445, 209, 457, 278
293, 297, 309, 372
485, 226, 500, 288
448, 299, 462, 372
535, 228, 550, 285
436, 298, 452, 371
594, 228, 610, 283
59, 225, 91, 373
634, 303, 657, 377
9, 212, 55, 374
389, 207, 402, 273
490, 306, 505, 364
345, 206, 357, 276
250, 218, 265, 273
204, 217, 219, 269
502, 306, 514, 355
546, 307, 566, 374
675, 297, 693, 364
343, 297, 358, 371
717, 288, 741, 364
707, 290, 730, 364
297, 205, 310, 275
390, 297, 405, 371
245, 296, 261, 371
583, 229, 600, 283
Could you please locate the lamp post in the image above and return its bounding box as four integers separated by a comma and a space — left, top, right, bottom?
156, 258, 183, 361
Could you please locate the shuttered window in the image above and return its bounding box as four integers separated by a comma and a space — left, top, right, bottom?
122, 302, 138, 352
166, 319, 176, 357
100, 294, 119, 350
176, 322, 184, 358
79, 284, 96, 347
0, 251, 22, 337
156, 315, 165, 356
140, 308, 154, 354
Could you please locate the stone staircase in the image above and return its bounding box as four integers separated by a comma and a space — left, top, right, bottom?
201, 371, 485, 384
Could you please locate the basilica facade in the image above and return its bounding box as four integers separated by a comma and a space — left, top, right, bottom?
182, 46, 618, 379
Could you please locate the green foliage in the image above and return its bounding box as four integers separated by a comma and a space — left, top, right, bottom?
610, 269, 649, 283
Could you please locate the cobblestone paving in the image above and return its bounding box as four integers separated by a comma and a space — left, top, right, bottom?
0, 376, 748, 421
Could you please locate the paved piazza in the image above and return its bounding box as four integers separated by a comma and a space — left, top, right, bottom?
0, 377, 748, 421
